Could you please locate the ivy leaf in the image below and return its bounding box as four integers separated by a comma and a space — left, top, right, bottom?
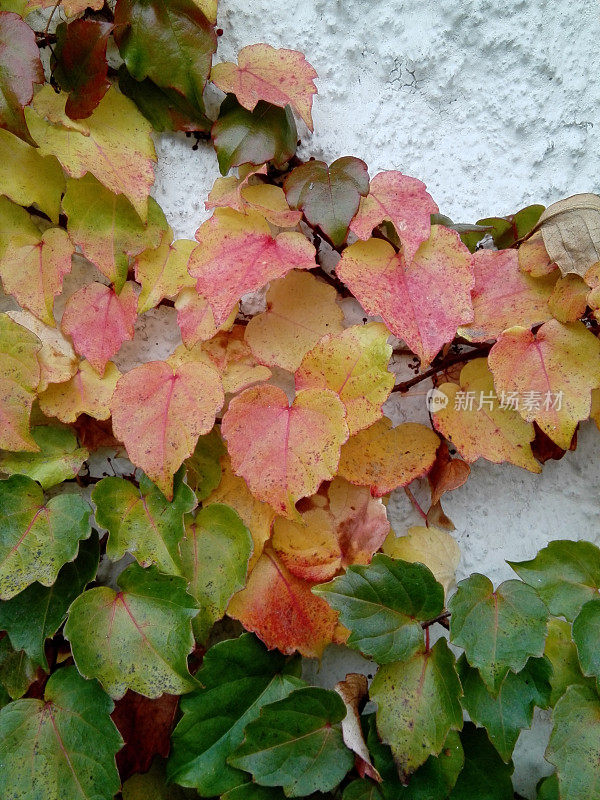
477, 204, 544, 250
0, 638, 40, 699
0, 424, 88, 489
546, 685, 600, 800
335, 673, 381, 782
0, 130, 65, 222
227, 545, 340, 657
457, 249, 556, 342
370, 639, 463, 778
519, 231, 558, 277
114, 0, 217, 111
52, 19, 113, 120
179, 503, 253, 641
315, 554, 443, 663
245, 270, 344, 372
221, 385, 348, 518
284, 156, 369, 247
548, 273, 589, 323
295, 322, 394, 435
537, 193, 600, 276
25, 85, 156, 220
167, 633, 304, 795
0, 226, 74, 326
457, 654, 552, 762
382, 526, 461, 598
184, 425, 225, 500
349, 171, 439, 262
92, 468, 196, 574
488, 320, 600, 449
112, 693, 179, 780
509, 539, 600, 621
229, 687, 353, 796
175, 287, 236, 348
447, 723, 514, 800
110, 359, 224, 500
0, 532, 98, 669
0, 11, 43, 143
212, 95, 297, 175
135, 231, 195, 313
123, 758, 197, 799
337, 418, 440, 497
544, 617, 594, 704
572, 598, 600, 687
233, 182, 303, 228
448, 574, 549, 694
0, 312, 41, 451
337, 227, 474, 364
0, 665, 122, 800
212, 44, 317, 130
38, 359, 122, 423
536, 774, 559, 800
0, 474, 91, 599
432, 358, 541, 473
188, 208, 315, 327
222, 785, 288, 800
63, 174, 168, 290
64, 562, 199, 699
61, 281, 138, 375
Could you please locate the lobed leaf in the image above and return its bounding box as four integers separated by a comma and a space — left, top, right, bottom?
0, 312, 41, 451
0, 424, 88, 489
0, 11, 43, 143
382, 525, 461, 597
38, 359, 122, 423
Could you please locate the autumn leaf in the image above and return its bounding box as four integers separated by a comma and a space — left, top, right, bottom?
295, 322, 394, 435
432, 358, 541, 473
136, 231, 195, 313
547, 273, 589, 322
382, 526, 461, 597
0, 12, 43, 143
458, 249, 556, 342
335, 674, 381, 782
337, 227, 474, 364
206, 165, 268, 211
0, 424, 88, 489
0, 474, 91, 599
537, 193, 600, 276
221, 384, 348, 518
238, 183, 303, 227
337, 417, 440, 497
111, 359, 224, 499
349, 171, 439, 262
175, 288, 237, 348
65, 562, 199, 699
63, 174, 168, 289
0, 226, 73, 326
212, 44, 317, 130
228, 545, 340, 657
26, 85, 156, 220
245, 270, 344, 371
188, 208, 316, 326
6, 309, 77, 392
488, 320, 600, 449
518, 230, 558, 277
61, 281, 138, 375
38, 359, 122, 423
52, 19, 113, 120
0, 312, 41, 451
284, 156, 369, 247
428, 441, 470, 505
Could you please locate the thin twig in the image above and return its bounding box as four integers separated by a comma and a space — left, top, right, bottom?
392, 344, 492, 394
421, 611, 451, 630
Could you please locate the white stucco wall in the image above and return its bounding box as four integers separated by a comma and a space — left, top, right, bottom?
148, 2, 600, 796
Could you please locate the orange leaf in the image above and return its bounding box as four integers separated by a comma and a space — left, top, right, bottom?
61, 282, 138, 375
337, 417, 440, 497
174, 288, 237, 348
211, 44, 318, 130
518, 230, 558, 277
227, 545, 339, 658
111, 360, 224, 499
349, 171, 438, 262
337, 226, 473, 365
428, 441, 470, 505
221, 384, 348, 518
458, 249, 557, 342
188, 208, 316, 326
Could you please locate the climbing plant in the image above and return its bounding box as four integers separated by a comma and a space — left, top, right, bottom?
0, 1, 599, 798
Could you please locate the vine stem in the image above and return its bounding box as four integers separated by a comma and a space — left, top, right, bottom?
421, 611, 451, 630
392, 343, 492, 394
404, 486, 428, 522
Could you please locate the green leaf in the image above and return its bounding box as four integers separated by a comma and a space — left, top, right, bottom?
448, 574, 548, 693
92, 467, 196, 575
0, 475, 92, 599
180, 503, 253, 642
184, 425, 226, 500
546, 685, 600, 800
369, 639, 463, 778
229, 686, 354, 797
544, 617, 593, 705
0, 637, 38, 699
447, 723, 514, 800
573, 597, 600, 687
212, 95, 297, 175
284, 156, 369, 247
0, 665, 122, 800
457, 654, 552, 762
64, 562, 199, 699
122, 758, 197, 799
0, 532, 99, 669
477, 204, 544, 249
0, 424, 88, 489
509, 540, 600, 621
343, 780, 385, 800
314, 554, 443, 664
222, 784, 288, 800
536, 774, 559, 800
0, 682, 8, 709
114, 0, 216, 110
167, 633, 304, 795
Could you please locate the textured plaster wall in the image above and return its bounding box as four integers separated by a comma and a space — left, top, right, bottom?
147, 2, 600, 796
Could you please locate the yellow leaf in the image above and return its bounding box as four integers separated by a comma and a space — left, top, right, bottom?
38, 360, 122, 424
518, 231, 558, 277
548, 273, 589, 323
6, 310, 77, 392
135, 231, 196, 313
0, 313, 41, 451
382, 525, 460, 597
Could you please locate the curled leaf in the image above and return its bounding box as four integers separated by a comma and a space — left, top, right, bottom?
537, 193, 600, 276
